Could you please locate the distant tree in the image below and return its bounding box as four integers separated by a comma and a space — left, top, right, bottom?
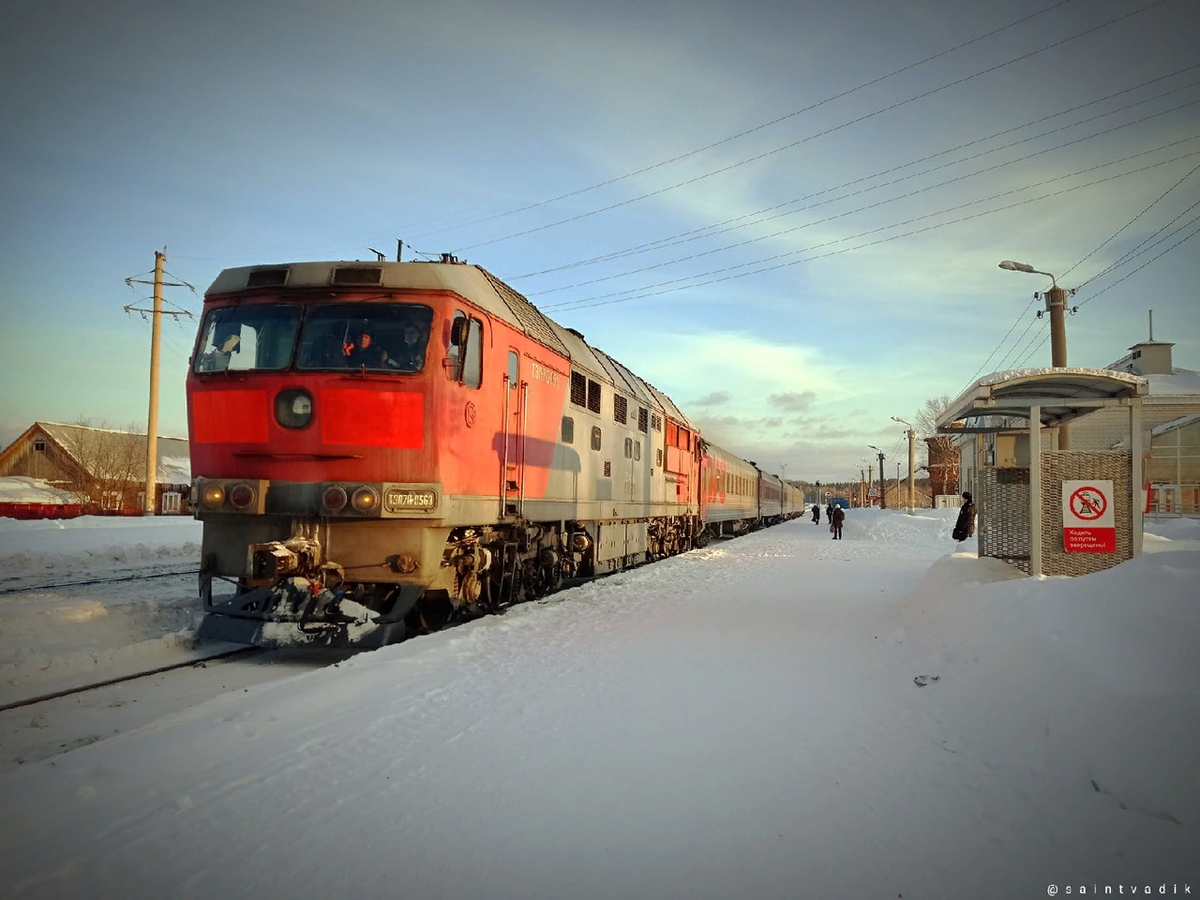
60, 419, 146, 511
913, 396, 960, 505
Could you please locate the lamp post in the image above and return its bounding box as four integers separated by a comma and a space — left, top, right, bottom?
999, 259, 1072, 449
868, 445, 886, 509
891, 416, 916, 515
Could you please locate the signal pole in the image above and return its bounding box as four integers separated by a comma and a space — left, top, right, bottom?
125, 250, 194, 515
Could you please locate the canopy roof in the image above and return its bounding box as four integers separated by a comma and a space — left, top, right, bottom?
936, 367, 1147, 434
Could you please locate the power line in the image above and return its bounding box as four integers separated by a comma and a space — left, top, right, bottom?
1063, 159, 1200, 281
527, 110, 1200, 299
539, 144, 1200, 313
513, 66, 1200, 281
398, 0, 1088, 241
447, 0, 1174, 253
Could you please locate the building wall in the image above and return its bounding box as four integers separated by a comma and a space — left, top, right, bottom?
0, 430, 82, 489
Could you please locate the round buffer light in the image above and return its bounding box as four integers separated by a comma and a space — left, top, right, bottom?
228, 483, 256, 510
322, 485, 348, 512
201, 483, 225, 509
275, 388, 314, 429
351, 486, 379, 514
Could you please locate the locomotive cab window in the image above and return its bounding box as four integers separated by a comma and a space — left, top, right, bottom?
296, 303, 434, 373
507, 351, 519, 388
194, 305, 302, 373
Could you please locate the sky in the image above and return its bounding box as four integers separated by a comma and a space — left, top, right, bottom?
0, 510, 1197, 897
1, 0, 1198, 482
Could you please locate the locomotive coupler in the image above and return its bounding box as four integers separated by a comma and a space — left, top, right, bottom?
246, 537, 322, 584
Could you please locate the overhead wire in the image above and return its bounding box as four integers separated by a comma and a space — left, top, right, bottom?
445, 0, 1174, 253
538, 144, 1200, 312
513, 65, 1200, 281
400, 0, 1088, 240
525, 106, 1200, 298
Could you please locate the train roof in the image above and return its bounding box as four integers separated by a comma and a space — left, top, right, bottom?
206, 260, 694, 428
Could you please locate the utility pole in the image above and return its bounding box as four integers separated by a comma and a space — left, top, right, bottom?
125, 250, 193, 515
892, 417, 917, 516
999, 260, 1074, 449
869, 445, 886, 509
145, 251, 164, 514
907, 430, 915, 514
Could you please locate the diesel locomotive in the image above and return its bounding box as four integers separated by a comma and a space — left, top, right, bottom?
187, 257, 804, 647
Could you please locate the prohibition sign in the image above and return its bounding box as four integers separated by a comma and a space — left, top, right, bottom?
1069, 486, 1107, 521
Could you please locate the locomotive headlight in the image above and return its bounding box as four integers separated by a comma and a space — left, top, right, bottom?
322, 485, 348, 512
351, 486, 379, 514
275, 388, 314, 429
201, 483, 225, 509
228, 483, 256, 510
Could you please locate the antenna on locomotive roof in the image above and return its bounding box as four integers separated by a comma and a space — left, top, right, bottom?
368, 248, 386, 262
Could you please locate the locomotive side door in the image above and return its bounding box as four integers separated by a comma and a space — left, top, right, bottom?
503, 349, 525, 515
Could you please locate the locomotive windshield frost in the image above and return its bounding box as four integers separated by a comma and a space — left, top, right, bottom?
187, 259, 806, 647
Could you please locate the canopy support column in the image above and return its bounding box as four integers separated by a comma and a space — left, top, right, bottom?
1131, 400, 1143, 557
1030, 405, 1042, 577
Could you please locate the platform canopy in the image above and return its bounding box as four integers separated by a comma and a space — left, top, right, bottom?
936, 367, 1147, 433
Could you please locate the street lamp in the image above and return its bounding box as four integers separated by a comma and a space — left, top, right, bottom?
999, 258, 1072, 448
868, 445, 886, 509
891, 416, 916, 515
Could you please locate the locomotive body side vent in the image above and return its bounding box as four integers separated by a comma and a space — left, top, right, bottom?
247, 268, 290, 287
331, 266, 383, 285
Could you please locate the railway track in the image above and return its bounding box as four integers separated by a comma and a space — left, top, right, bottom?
0, 646, 259, 712
0, 568, 198, 596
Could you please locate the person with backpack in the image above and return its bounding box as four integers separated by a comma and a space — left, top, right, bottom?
952, 492, 977, 542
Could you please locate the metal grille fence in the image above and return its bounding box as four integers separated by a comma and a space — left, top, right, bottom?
978, 450, 1132, 577
979, 467, 1031, 574
1040, 450, 1132, 577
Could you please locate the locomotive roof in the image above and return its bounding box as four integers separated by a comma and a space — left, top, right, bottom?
207, 260, 694, 428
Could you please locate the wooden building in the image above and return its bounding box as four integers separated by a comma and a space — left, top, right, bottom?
0, 422, 191, 515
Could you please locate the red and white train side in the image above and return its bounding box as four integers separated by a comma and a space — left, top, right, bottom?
188, 258, 721, 647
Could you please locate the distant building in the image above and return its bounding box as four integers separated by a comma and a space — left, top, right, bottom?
0, 422, 191, 516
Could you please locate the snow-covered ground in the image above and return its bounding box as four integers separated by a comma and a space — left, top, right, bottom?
0, 510, 1196, 899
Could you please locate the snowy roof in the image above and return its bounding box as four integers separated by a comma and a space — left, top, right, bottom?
0, 476, 81, 504
26, 423, 191, 484
1144, 368, 1200, 397
1151, 413, 1200, 436
936, 368, 1147, 433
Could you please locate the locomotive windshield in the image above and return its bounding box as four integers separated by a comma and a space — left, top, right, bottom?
194, 305, 301, 373
193, 303, 434, 374
296, 303, 433, 372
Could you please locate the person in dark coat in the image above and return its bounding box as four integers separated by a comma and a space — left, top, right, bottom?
344, 326, 390, 369
811, 504, 820, 524
952, 492, 977, 542
826, 501, 835, 523
831, 504, 845, 540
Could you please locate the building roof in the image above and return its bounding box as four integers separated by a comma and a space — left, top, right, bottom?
936, 367, 1147, 434
1, 422, 191, 484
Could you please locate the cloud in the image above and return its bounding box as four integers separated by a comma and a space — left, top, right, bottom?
692, 391, 731, 407
768, 390, 817, 412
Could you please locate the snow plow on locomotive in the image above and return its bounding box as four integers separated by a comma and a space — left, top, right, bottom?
187, 259, 708, 648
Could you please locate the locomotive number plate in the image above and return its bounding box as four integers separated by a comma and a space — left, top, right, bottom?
384, 488, 437, 512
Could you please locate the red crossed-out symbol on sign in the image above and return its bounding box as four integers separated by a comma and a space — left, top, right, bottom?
1069, 486, 1107, 521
